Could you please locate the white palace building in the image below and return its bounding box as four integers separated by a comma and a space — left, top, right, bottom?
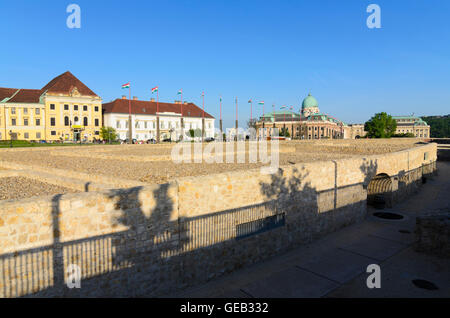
102, 96, 215, 141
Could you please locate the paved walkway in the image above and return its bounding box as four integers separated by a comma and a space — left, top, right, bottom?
175, 162, 450, 298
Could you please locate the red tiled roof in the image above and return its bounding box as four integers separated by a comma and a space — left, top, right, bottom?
103, 99, 214, 118
0, 88, 18, 101
40, 71, 99, 97
6, 89, 42, 103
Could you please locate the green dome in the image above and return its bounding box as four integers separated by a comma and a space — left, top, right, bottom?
302, 93, 318, 108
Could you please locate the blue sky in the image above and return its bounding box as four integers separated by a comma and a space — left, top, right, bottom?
1, 0, 449, 128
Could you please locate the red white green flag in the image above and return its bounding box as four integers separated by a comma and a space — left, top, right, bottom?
151, 86, 158, 93
258, 101, 264, 105
121, 83, 130, 89
177, 89, 182, 95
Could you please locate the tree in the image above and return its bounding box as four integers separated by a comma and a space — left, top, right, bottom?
280, 127, 290, 137
100, 127, 117, 142
421, 115, 450, 138
364, 112, 397, 138
247, 118, 257, 129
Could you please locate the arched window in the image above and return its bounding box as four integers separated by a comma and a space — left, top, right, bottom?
74, 116, 79, 123
64, 116, 70, 126
83, 117, 88, 126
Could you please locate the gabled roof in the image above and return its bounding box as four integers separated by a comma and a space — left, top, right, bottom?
0, 87, 18, 102
6, 89, 42, 103
103, 98, 215, 118
40, 71, 99, 97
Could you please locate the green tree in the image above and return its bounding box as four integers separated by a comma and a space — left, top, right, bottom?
100, 127, 117, 142
421, 115, 450, 138
364, 112, 397, 138
247, 118, 257, 129
280, 127, 290, 137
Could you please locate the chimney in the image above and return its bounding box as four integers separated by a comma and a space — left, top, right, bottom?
184, 101, 188, 105
150, 98, 155, 102
133, 96, 138, 100
174, 100, 181, 104
122, 95, 127, 99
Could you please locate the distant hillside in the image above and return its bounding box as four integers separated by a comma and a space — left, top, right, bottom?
421, 115, 450, 138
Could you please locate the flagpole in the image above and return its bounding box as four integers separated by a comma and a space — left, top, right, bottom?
128, 85, 132, 144
235, 97, 238, 141
262, 102, 265, 139
220, 96, 223, 138
180, 90, 183, 141
202, 91, 205, 141
156, 88, 160, 143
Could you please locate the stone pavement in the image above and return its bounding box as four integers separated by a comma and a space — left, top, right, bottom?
174, 162, 450, 298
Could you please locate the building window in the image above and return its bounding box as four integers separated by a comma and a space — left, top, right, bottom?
35, 108, 40, 115
135, 121, 139, 128
95, 106, 99, 112
83, 105, 88, 111
95, 118, 99, 127
11, 107, 16, 114
74, 116, 79, 123
116, 121, 120, 129
24, 118, 28, 126
24, 132, 29, 139
64, 104, 69, 111
51, 117, 56, 126
11, 118, 16, 126
83, 117, 88, 126
64, 116, 70, 126
36, 119, 40, 126
36, 132, 41, 139
95, 131, 99, 135
51, 131, 56, 136
74, 105, 78, 111
24, 108, 28, 115
144, 121, 147, 129
50, 104, 55, 110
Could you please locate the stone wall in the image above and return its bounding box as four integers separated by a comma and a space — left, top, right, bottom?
0, 143, 437, 297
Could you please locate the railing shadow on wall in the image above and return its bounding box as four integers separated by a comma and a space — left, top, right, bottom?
1, 159, 435, 298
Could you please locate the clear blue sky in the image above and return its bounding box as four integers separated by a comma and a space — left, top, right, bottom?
1, 0, 449, 128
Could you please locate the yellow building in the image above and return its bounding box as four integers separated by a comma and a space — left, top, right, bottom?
0, 71, 102, 142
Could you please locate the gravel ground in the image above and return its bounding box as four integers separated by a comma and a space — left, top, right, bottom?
0, 139, 425, 185
0, 177, 78, 201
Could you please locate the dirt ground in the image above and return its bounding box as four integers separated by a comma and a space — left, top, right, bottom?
0, 139, 425, 185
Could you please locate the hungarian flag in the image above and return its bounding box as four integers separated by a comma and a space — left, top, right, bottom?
258, 101, 264, 105
151, 86, 158, 93
248, 99, 252, 103
220, 96, 222, 102
177, 89, 182, 95
201, 91, 205, 97
280, 105, 287, 109
121, 83, 130, 89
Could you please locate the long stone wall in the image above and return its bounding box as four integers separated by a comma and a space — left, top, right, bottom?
0, 143, 437, 297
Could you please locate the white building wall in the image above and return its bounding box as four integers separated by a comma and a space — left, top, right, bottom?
104, 113, 215, 141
